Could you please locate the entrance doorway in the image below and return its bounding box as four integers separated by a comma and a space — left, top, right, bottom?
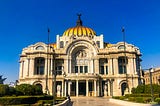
121, 82, 127, 96
79, 81, 86, 96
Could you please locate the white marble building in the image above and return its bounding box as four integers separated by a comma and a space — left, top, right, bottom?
18, 15, 142, 97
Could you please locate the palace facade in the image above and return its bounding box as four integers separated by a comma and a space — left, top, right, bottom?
18, 16, 142, 97
144, 68, 160, 85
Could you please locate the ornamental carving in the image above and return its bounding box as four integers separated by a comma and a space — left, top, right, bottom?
76, 50, 87, 58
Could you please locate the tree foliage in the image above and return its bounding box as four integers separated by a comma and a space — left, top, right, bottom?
15, 84, 43, 96
132, 84, 160, 94
0, 84, 9, 96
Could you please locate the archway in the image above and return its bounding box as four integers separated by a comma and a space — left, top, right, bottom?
121, 82, 127, 96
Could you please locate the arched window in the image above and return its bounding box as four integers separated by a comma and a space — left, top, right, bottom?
72, 49, 89, 74
118, 45, 125, 50
60, 41, 64, 48
36, 46, 44, 50
34, 57, 45, 75
118, 57, 128, 74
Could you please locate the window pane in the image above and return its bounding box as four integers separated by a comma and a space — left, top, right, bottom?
75, 66, 78, 73
40, 66, 44, 75
119, 66, 123, 74
106, 66, 108, 75
60, 41, 64, 48
84, 66, 88, 73
80, 66, 83, 73
100, 66, 104, 74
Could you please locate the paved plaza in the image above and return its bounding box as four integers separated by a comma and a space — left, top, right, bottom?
70, 97, 122, 106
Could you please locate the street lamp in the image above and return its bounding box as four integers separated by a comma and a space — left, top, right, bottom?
149, 68, 154, 102
53, 70, 57, 105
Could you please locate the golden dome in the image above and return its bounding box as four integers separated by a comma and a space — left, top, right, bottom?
63, 14, 96, 37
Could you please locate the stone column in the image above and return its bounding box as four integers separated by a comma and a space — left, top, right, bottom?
94, 59, 99, 74
68, 81, 71, 96
86, 80, 89, 96
76, 80, 79, 97
64, 59, 68, 74
69, 59, 71, 73
97, 80, 100, 96
127, 58, 132, 74
62, 80, 64, 97
19, 61, 24, 78
133, 58, 137, 74
108, 82, 110, 96
90, 60, 94, 73
113, 58, 118, 74
26, 58, 30, 76
23, 59, 28, 77
50, 58, 53, 75
64, 81, 67, 97
94, 80, 97, 96
45, 58, 48, 75
30, 58, 34, 77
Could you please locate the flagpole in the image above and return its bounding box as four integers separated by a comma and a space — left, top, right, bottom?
122, 27, 129, 92
45, 28, 50, 94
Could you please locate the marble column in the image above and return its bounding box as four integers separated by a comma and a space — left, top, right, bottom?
62, 80, 64, 97
94, 59, 99, 74
76, 80, 79, 97
19, 61, 24, 78
94, 80, 97, 96
108, 82, 110, 96
86, 80, 89, 96
30, 58, 34, 77
50, 58, 53, 75
64, 81, 67, 97
64, 59, 68, 74
97, 80, 100, 96
113, 58, 118, 74
68, 81, 71, 96
26, 58, 30, 76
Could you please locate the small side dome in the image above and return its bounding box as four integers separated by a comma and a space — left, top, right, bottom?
62, 14, 96, 37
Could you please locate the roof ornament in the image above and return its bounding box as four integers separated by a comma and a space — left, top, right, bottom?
76, 13, 83, 26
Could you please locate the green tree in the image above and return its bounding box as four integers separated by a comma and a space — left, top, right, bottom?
15, 84, 43, 95
33, 85, 43, 95
0, 84, 9, 96
132, 84, 160, 94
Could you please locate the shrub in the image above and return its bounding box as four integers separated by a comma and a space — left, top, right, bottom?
128, 97, 151, 103
125, 94, 159, 98
155, 98, 160, 104
112, 96, 120, 99
0, 84, 9, 96
15, 84, 43, 96
0, 96, 37, 105
132, 84, 160, 94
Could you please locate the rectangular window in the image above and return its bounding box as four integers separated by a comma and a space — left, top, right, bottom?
106, 66, 108, 75
96, 41, 100, 48
100, 66, 104, 74
75, 66, 78, 73
40, 66, 44, 75
84, 66, 88, 73
80, 66, 83, 73
119, 65, 126, 74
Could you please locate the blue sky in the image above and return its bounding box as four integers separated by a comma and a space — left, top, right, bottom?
0, 0, 160, 83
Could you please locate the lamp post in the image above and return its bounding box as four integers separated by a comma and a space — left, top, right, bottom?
53, 69, 57, 105
149, 68, 154, 102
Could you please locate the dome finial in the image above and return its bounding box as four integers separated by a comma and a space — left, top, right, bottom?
76, 13, 82, 26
